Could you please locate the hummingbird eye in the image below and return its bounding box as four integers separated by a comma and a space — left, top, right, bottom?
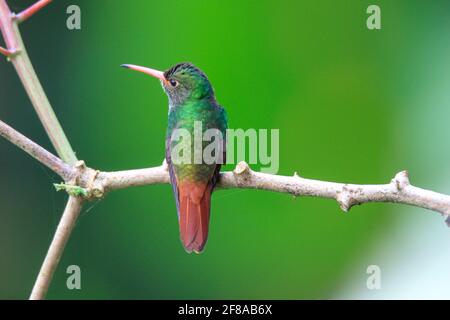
169, 79, 178, 87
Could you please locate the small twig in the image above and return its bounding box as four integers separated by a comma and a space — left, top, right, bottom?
0, 119, 73, 180
29, 196, 83, 300
14, 0, 52, 23
0, 45, 11, 56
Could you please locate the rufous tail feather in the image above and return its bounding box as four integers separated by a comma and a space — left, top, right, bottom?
178, 182, 212, 253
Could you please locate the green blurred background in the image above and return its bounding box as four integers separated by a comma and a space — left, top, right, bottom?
1, 0, 449, 299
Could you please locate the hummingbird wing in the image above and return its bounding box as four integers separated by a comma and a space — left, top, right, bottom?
165, 137, 180, 216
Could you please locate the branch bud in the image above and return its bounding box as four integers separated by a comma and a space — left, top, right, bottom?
234, 161, 250, 176
392, 170, 410, 191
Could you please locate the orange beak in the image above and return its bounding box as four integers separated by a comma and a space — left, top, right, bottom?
121, 64, 166, 82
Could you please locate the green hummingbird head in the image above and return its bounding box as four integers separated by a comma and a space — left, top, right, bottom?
121, 62, 214, 107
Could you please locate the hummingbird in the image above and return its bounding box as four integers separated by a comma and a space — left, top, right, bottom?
121, 62, 228, 254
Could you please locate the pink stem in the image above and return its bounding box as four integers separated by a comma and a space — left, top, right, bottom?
0, 45, 10, 56
15, 0, 52, 23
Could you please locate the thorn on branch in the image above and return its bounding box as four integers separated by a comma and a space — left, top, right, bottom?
336, 185, 360, 212
0, 46, 10, 56
234, 161, 250, 175
14, 0, 52, 23
0, 46, 18, 59
75, 160, 86, 169
391, 170, 410, 191
232, 161, 251, 186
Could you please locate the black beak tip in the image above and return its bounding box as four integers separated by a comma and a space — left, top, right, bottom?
120, 64, 130, 69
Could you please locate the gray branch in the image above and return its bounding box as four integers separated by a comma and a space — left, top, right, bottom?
29, 196, 83, 300
1, 119, 449, 223
99, 161, 450, 224
0, 119, 74, 180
